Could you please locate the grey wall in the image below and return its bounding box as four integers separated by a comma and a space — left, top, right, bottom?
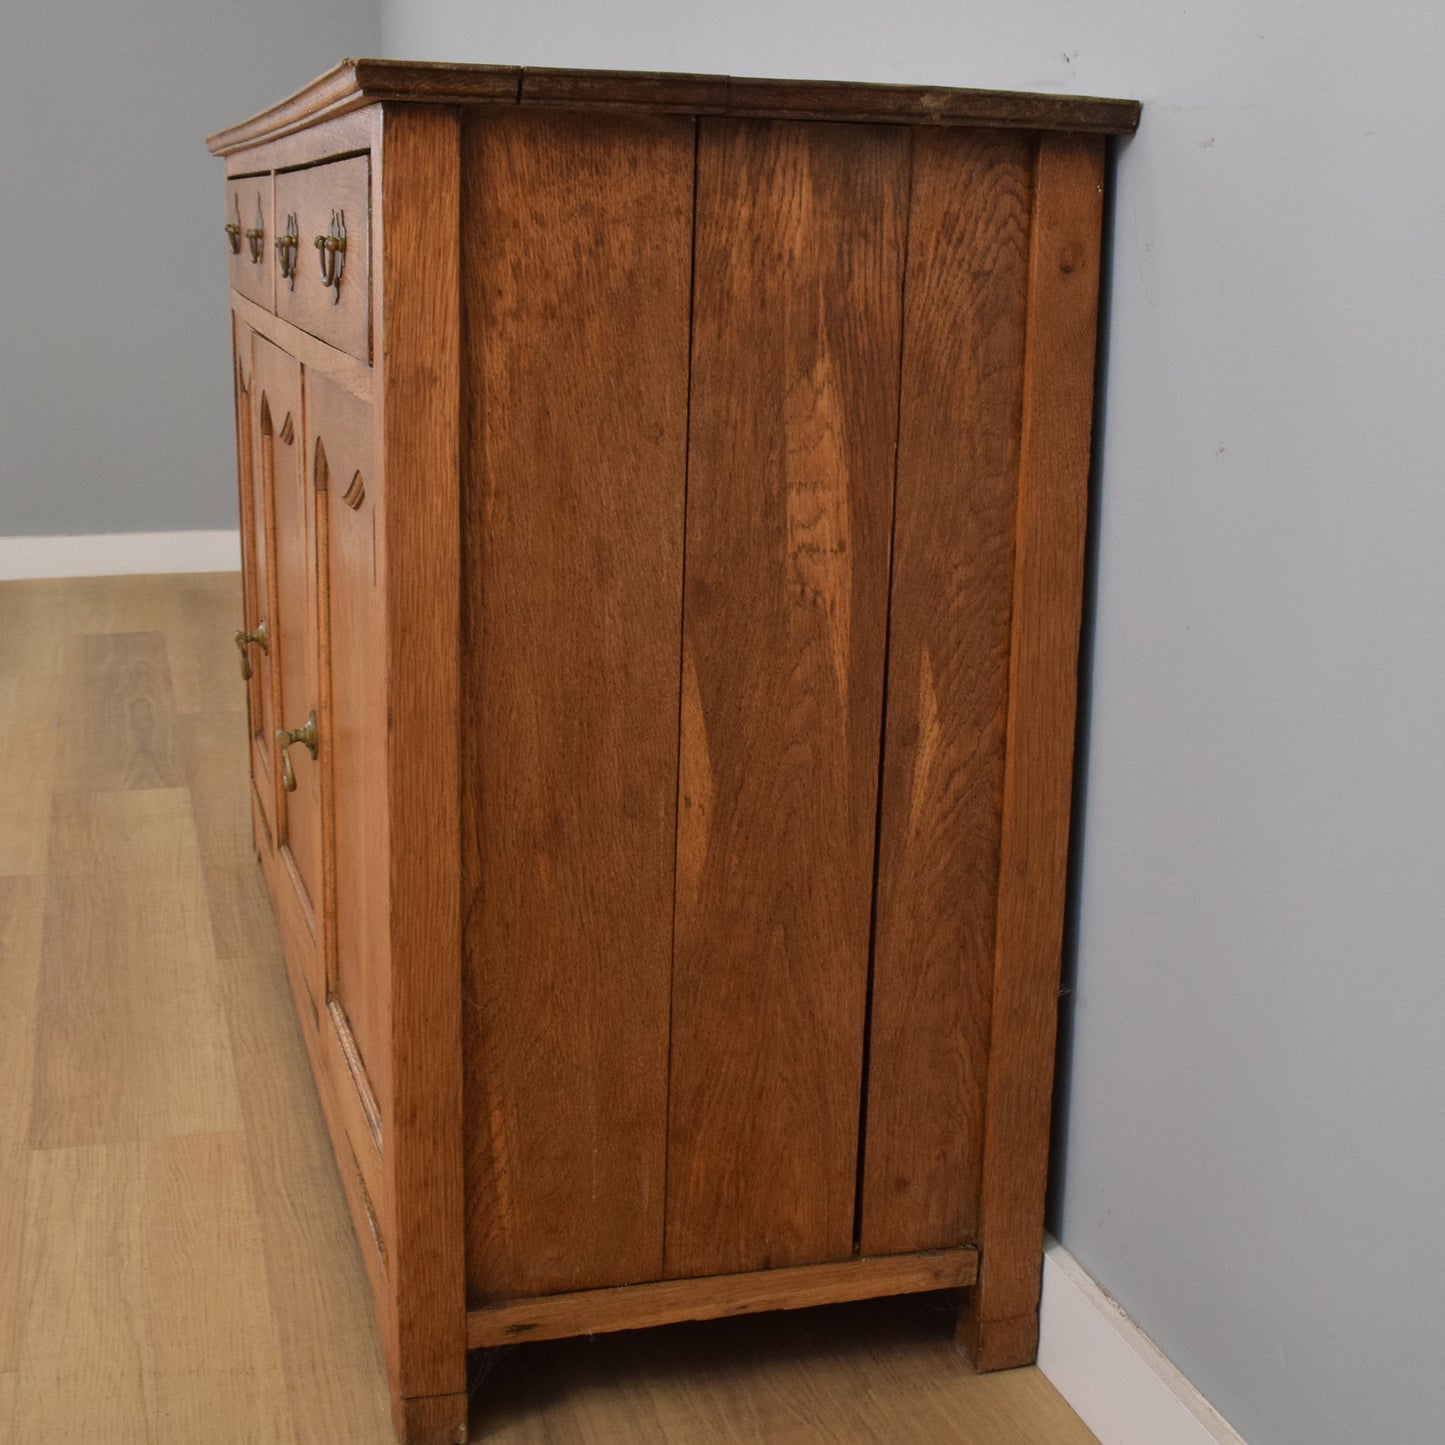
0, 0, 381, 537
376, 5, 1445, 1445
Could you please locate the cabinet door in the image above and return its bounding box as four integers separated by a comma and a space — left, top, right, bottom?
310, 371, 391, 1137
232, 318, 278, 852
253, 334, 326, 1017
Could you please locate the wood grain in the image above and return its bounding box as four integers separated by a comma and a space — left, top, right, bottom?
206, 60, 1140, 156
310, 370, 391, 1131
372, 102, 467, 1421
29, 789, 242, 1147
470, 1294, 1100, 1444
665, 118, 907, 1279
222, 107, 376, 176
232, 292, 373, 402
956, 133, 1106, 1367
861, 129, 1034, 1255
227, 172, 274, 311
0, 618, 57, 877
13, 1143, 152, 1441
0, 878, 42, 1372
216, 918, 396, 1445
460, 108, 693, 1299
254, 334, 325, 1007
139, 1131, 296, 1442
275, 154, 371, 363
54, 631, 185, 792
468, 1248, 977, 1348
233, 324, 280, 849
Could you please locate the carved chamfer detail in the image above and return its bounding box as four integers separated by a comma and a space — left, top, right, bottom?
342, 470, 366, 511
277, 412, 295, 445
313, 437, 330, 493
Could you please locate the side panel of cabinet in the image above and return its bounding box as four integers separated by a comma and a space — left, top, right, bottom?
232, 316, 278, 853
253, 334, 326, 1018
309, 370, 392, 1137
664, 119, 908, 1278
861, 129, 1035, 1255
459, 108, 693, 1299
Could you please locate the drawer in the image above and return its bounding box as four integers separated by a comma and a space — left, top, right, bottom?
224, 174, 273, 310
275, 155, 371, 363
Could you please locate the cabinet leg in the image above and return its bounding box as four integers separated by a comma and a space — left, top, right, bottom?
394, 1390, 470, 1445
955, 1296, 1040, 1372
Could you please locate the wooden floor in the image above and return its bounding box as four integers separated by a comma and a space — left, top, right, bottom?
0, 571, 1098, 1445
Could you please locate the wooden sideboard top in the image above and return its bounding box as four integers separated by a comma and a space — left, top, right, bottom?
206, 57, 1141, 154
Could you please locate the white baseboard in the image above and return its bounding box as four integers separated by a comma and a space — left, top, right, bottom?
1039, 1237, 1246, 1445
0, 530, 241, 580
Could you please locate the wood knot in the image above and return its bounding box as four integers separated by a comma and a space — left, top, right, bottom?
1059, 245, 1078, 275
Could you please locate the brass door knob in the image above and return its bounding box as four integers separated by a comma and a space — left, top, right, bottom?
314, 209, 347, 303
233, 618, 269, 680
276, 710, 318, 792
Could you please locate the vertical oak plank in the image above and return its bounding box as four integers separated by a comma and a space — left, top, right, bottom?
665, 119, 907, 1278
860, 129, 1035, 1255
957, 133, 1106, 1367
373, 103, 468, 1434
460, 108, 693, 1300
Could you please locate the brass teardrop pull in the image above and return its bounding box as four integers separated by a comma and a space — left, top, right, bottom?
245, 194, 265, 264
233, 618, 269, 680
275, 212, 299, 287
225, 195, 242, 254
313, 209, 347, 303
276, 710, 318, 792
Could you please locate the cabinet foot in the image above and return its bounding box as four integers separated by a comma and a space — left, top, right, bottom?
394, 1389, 470, 1445
954, 1304, 1039, 1372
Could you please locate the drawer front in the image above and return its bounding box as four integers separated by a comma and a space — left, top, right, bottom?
225, 174, 273, 310
275, 156, 371, 363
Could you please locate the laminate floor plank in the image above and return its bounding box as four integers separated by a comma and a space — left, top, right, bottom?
473, 1295, 1100, 1444
13, 1142, 152, 1443
8, 573, 1097, 1445
0, 879, 43, 1372
160, 571, 243, 714
142, 1131, 296, 1444
30, 789, 242, 1147
54, 631, 186, 793
217, 940, 396, 1445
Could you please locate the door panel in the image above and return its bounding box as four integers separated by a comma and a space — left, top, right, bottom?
232, 318, 277, 852
310, 370, 390, 1136
459, 109, 693, 1300
664, 119, 908, 1279
860, 130, 1034, 1254
254, 334, 325, 1014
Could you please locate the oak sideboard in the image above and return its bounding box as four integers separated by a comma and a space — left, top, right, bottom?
209, 59, 1140, 1444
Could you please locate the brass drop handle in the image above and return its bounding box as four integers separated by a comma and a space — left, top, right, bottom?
314, 209, 347, 303
233, 618, 269, 681
245, 195, 265, 264
276, 711, 318, 793
275, 212, 299, 287
225, 195, 242, 254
